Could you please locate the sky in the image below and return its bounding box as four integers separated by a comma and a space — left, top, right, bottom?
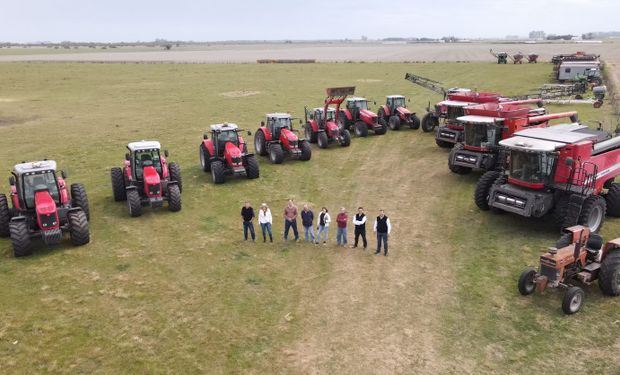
2, 0, 619, 43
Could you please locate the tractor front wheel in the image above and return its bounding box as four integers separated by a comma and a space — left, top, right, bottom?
168, 162, 183, 193
317, 132, 329, 149
421, 113, 438, 132
167, 184, 182, 212
110, 167, 126, 202
299, 141, 312, 161
410, 114, 421, 130
448, 144, 472, 175
374, 122, 387, 135
126, 189, 142, 217
340, 129, 351, 147
578, 195, 606, 233
474, 171, 501, 211
71, 183, 90, 220
599, 248, 620, 296
518, 268, 537, 296
354, 121, 368, 137
200, 144, 212, 172
0, 193, 10, 237
211, 161, 225, 184
10, 220, 32, 257
562, 286, 585, 315
254, 130, 268, 156
68, 210, 90, 246
245, 156, 260, 179
269, 143, 285, 164
388, 116, 401, 131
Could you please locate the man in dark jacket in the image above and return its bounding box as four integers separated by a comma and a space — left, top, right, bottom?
241, 201, 256, 241
351, 207, 367, 249
300, 204, 315, 243
373, 209, 392, 256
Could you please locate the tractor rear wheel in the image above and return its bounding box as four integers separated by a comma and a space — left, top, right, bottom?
269, 143, 285, 164
200, 144, 212, 172
168, 162, 183, 193
448, 144, 472, 175
70, 183, 90, 220
562, 286, 585, 315
167, 184, 182, 212
126, 189, 142, 217
578, 195, 606, 233
110, 167, 126, 202
0, 193, 10, 238
518, 268, 537, 296
304, 123, 317, 143
211, 161, 225, 184
605, 183, 620, 217
68, 210, 90, 246
340, 129, 351, 147
299, 140, 312, 161
474, 171, 501, 211
317, 132, 329, 149
599, 248, 620, 296
245, 156, 260, 179
388, 116, 401, 131
254, 129, 268, 156
421, 113, 438, 132
410, 114, 421, 130
354, 121, 368, 137
10, 220, 32, 257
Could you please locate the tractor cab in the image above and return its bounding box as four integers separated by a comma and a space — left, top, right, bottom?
265, 113, 292, 140
127, 141, 164, 181
314, 107, 336, 128
12, 161, 61, 209
386, 95, 407, 111
459, 115, 505, 149
207, 123, 248, 158
439, 100, 475, 123
345, 97, 369, 118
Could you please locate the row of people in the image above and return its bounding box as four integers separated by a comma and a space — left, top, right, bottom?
240, 200, 392, 256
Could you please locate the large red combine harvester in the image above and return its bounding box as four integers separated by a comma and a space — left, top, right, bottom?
474, 123, 620, 232
448, 100, 579, 174
0, 160, 90, 257
304, 87, 353, 148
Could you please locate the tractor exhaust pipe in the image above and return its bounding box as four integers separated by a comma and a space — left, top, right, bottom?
504, 98, 544, 107
529, 111, 579, 124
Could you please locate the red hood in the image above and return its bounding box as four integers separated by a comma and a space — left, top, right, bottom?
396, 107, 411, 116
143, 165, 161, 186
280, 128, 298, 142
360, 109, 377, 119
225, 142, 242, 158
35, 190, 57, 215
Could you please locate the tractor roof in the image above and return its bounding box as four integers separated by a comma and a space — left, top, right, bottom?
266, 113, 291, 119
314, 107, 335, 112
457, 115, 504, 124
13, 160, 57, 175
211, 123, 239, 132
127, 141, 161, 152
500, 123, 600, 152
346, 97, 368, 102
387, 95, 405, 99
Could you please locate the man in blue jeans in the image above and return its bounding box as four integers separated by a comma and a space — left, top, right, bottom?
240, 201, 256, 241
300, 204, 315, 243
283, 199, 299, 241
373, 209, 391, 256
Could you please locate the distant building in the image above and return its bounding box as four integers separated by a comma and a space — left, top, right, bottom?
529, 30, 546, 40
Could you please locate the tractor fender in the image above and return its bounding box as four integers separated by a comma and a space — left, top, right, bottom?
57, 177, 70, 205
125, 185, 138, 192
202, 139, 215, 158
340, 109, 353, 121
10, 215, 27, 223
238, 136, 248, 154
258, 127, 272, 141
380, 105, 391, 117
123, 163, 133, 182
309, 120, 319, 132
10, 185, 21, 210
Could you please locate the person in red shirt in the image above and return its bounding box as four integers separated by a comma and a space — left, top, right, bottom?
336, 207, 348, 247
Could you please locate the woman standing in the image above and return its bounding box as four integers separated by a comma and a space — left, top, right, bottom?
258, 203, 273, 243
316, 207, 331, 245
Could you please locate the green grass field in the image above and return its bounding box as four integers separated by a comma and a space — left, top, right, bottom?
0, 62, 618, 374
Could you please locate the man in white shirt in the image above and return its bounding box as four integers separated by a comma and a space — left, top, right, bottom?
373, 209, 392, 256
351, 207, 367, 249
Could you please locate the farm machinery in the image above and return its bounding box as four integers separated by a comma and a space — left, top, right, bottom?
304, 87, 352, 148
338, 96, 386, 137
474, 122, 620, 233
111, 141, 182, 216
551, 51, 600, 70
518, 225, 620, 314
200, 124, 259, 183
254, 113, 311, 164
448, 101, 580, 174
526, 53, 538, 63
490, 49, 508, 64
0, 160, 90, 257
376, 95, 420, 130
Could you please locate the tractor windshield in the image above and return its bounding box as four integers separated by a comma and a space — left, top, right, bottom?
273, 117, 291, 130
464, 122, 500, 148
349, 100, 368, 111
446, 105, 466, 121
509, 150, 557, 185
218, 130, 239, 148
134, 149, 162, 180
21, 171, 59, 209
392, 97, 405, 108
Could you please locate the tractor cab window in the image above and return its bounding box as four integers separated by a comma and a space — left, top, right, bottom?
392, 97, 405, 108
446, 105, 465, 120
134, 149, 162, 180
348, 100, 368, 111
216, 130, 239, 154
464, 122, 500, 148
270, 117, 291, 138
509, 150, 557, 185
22, 171, 60, 209
325, 110, 335, 121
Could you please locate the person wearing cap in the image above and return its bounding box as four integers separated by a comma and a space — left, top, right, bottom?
241, 201, 256, 241
258, 203, 273, 243
373, 209, 392, 256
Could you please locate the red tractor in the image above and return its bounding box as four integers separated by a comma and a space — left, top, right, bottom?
518, 225, 620, 314
338, 96, 386, 137
0, 160, 90, 257
474, 123, 620, 233
447, 100, 579, 174
110, 141, 182, 217
377, 95, 420, 130
254, 113, 311, 164
200, 123, 260, 183
304, 87, 353, 148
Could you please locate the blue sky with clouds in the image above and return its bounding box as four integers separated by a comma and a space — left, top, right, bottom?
2, 0, 618, 42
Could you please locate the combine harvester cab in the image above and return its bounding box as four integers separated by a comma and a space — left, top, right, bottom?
474, 122, 620, 232
254, 113, 311, 164
339, 96, 386, 137
377, 95, 420, 131
111, 141, 182, 217
0, 160, 90, 257
304, 87, 354, 148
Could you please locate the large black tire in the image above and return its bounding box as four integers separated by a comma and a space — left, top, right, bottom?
518, 268, 537, 296
578, 195, 606, 233
70, 183, 90, 220
436, 139, 453, 148
410, 114, 421, 130
299, 140, 312, 161
68, 210, 90, 246
340, 129, 351, 147
0, 193, 10, 237
245, 156, 260, 179
553, 194, 570, 229
354, 121, 368, 137
388, 115, 401, 131
317, 132, 329, 149
605, 183, 620, 217
304, 123, 317, 143
110, 167, 126, 202
167, 184, 182, 212
10, 220, 32, 257
168, 162, 182, 193
254, 129, 268, 156
126, 189, 142, 217
555, 232, 573, 249
599, 249, 620, 296
200, 144, 212, 172
562, 286, 585, 315
211, 160, 225, 184
448, 144, 472, 175
374, 122, 387, 135
475, 171, 501, 211
421, 113, 438, 133
269, 143, 285, 164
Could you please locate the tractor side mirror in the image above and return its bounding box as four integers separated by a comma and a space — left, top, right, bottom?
60, 170, 67, 179
408, 98, 411, 103
260, 121, 265, 127
373, 101, 377, 105
8, 176, 15, 186
247, 130, 252, 136
203, 132, 209, 140
125, 153, 131, 161
299, 119, 302, 124
164, 149, 169, 157
565, 157, 574, 167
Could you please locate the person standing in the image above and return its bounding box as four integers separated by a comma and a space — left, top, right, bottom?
336, 207, 348, 247
283, 199, 299, 241
373, 209, 392, 256
316, 207, 331, 245
240, 201, 255, 241
351, 207, 367, 249
301, 204, 316, 243
258, 203, 273, 243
